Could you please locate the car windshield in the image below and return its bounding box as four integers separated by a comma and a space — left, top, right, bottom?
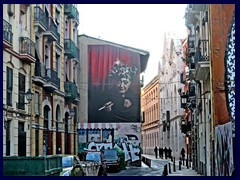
86, 153, 101, 162
62, 156, 73, 168
104, 150, 118, 159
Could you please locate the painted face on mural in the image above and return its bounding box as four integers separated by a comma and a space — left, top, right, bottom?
117, 77, 132, 94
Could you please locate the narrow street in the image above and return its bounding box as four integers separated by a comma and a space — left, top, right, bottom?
108, 162, 163, 176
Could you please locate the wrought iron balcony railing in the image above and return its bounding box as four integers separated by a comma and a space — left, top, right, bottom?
45, 68, 60, 88
35, 61, 46, 77
64, 81, 79, 101
46, 17, 58, 40
64, 39, 78, 59
19, 37, 35, 57
64, 4, 79, 23
194, 39, 209, 66
3, 19, 13, 45
34, 6, 48, 30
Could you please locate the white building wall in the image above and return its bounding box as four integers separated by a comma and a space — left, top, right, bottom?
159, 32, 185, 159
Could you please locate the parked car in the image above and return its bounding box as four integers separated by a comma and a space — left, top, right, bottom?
103, 149, 121, 172
60, 155, 85, 176
84, 151, 107, 176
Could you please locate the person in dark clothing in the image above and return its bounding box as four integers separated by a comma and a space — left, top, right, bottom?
96, 59, 139, 122
164, 147, 167, 159
159, 147, 163, 159
154, 146, 158, 159
168, 147, 172, 160
181, 148, 185, 160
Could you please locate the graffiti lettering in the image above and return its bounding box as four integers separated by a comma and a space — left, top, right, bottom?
84, 142, 141, 162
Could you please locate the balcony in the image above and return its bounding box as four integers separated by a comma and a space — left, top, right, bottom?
34, 6, 48, 33
19, 37, 36, 64
194, 40, 210, 81
43, 17, 58, 43
64, 81, 80, 102
56, 31, 61, 47
43, 68, 60, 91
64, 4, 79, 24
64, 39, 79, 61
185, 4, 206, 26
181, 121, 191, 134
3, 19, 13, 49
33, 61, 47, 85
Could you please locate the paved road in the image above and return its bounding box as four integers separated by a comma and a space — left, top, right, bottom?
108, 162, 164, 176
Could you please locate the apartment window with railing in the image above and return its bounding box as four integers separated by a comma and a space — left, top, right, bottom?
7, 67, 13, 106
18, 73, 26, 110
55, 6, 61, 44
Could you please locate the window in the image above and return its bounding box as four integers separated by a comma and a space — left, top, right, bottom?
56, 53, 61, 78
34, 92, 40, 115
18, 73, 25, 110
35, 129, 39, 156
6, 121, 11, 156
7, 67, 13, 106
65, 20, 69, 39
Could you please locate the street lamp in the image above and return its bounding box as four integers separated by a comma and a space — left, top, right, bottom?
186, 136, 189, 169
25, 89, 33, 102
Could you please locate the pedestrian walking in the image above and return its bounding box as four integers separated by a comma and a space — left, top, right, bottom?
159, 147, 163, 159
154, 146, 158, 158
164, 147, 167, 159
168, 147, 172, 160
181, 148, 185, 161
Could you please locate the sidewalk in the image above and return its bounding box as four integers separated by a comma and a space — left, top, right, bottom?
142, 154, 201, 176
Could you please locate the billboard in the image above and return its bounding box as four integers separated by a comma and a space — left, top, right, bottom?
88, 45, 141, 123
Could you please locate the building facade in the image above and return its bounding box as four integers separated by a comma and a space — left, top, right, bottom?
3, 4, 80, 157
141, 75, 160, 155
184, 4, 235, 176
159, 32, 185, 159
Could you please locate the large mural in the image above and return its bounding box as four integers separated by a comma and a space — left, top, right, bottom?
224, 11, 235, 136
88, 45, 141, 123
78, 123, 141, 164
215, 122, 234, 176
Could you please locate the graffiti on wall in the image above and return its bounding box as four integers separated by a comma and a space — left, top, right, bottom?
78, 123, 141, 163
83, 142, 141, 162
215, 122, 234, 176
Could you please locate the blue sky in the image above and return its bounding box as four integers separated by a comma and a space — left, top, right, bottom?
77, 4, 187, 85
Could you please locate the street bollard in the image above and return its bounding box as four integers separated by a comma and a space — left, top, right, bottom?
163, 164, 168, 176
173, 157, 176, 172
179, 160, 181, 170
168, 163, 171, 174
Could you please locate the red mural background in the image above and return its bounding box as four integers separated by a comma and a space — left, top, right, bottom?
88, 45, 141, 123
